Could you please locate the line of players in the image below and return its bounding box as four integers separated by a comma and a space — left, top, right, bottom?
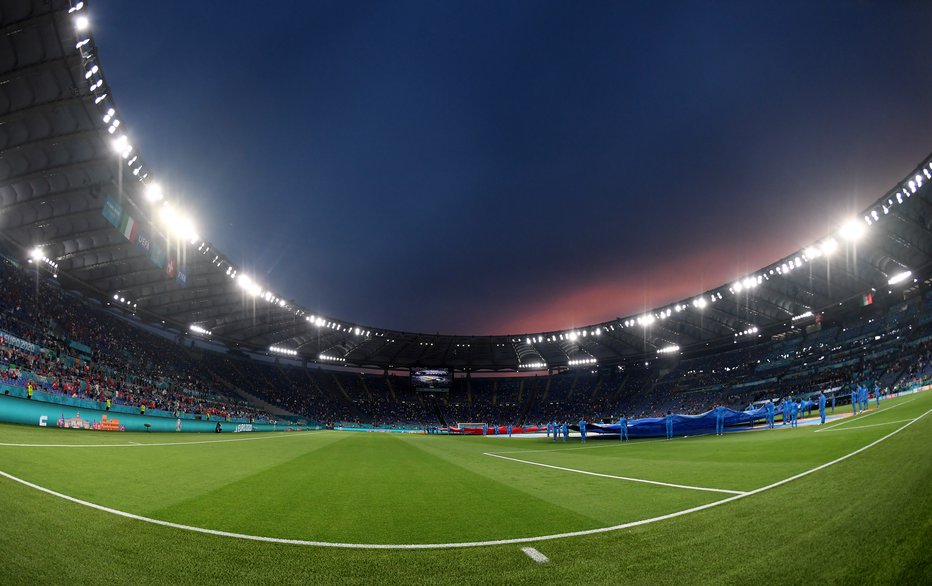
541, 381, 884, 442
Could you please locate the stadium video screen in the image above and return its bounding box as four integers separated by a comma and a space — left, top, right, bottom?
411, 367, 452, 392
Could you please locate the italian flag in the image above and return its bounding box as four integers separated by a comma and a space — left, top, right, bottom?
119, 213, 139, 242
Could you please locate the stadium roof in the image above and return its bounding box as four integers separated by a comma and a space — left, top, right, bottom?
3, 0, 932, 371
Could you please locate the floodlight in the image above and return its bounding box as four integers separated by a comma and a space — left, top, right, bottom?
30, 247, 43, 261
237, 274, 261, 296
111, 135, 128, 154
839, 218, 866, 241
75, 16, 89, 31
175, 215, 198, 242
820, 238, 838, 256
888, 270, 912, 285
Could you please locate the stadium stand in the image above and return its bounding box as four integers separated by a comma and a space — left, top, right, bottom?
4, 251, 932, 433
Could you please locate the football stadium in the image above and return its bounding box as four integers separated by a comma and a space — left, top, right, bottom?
1, 1, 931, 584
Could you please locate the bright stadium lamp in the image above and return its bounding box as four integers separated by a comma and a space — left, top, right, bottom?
888, 270, 912, 285
145, 183, 163, 202
175, 215, 198, 242
75, 15, 89, 31
30, 247, 43, 261
839, 218, 866, 241
237, 274, 261, 296
820, 238, 838, 256
111, 135, 129, 154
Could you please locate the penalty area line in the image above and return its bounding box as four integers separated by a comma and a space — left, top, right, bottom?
815, 397, 918, 433
0, 407, 928, 550
491, 436, 669, 455
815, 418, 917, 432
483, 452, 747, 495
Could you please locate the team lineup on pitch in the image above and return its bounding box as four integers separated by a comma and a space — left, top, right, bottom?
0, 391, 927, 553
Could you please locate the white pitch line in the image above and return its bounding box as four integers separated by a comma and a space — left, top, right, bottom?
815, 418, 917, 432
0, 406, 928, 550
521, 547, 550, 564
492, 437, 669, 455
815, 397, 917, 433
483, 452, 746, 495
0, 431, 323, 448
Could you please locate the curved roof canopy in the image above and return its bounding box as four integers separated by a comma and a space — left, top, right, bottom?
3, 0, 932, 371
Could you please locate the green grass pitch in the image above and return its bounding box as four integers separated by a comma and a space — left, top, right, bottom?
0, 392, 930, 584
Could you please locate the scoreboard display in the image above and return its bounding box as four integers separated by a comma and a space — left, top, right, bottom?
411, 367, 452, 392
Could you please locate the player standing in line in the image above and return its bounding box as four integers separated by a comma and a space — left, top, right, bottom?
790, 397, 799, 428
831, 392, 836, 414
562, 422, 569, 442
782, 398, 790, 426
818, 391, 826, 425
546, 421, 551, 438
860, 383, 869, 412
874, 382, 881, 408
850, 387, 859, 415
665, 411, 674, 440
619, 414, 628, 441
766, 399, 775, 429
715, 406, 725, 436
507, 424, 512, 437
578, 419, 586, 442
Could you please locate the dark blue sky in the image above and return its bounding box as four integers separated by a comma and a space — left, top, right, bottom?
91, 0, 932, 335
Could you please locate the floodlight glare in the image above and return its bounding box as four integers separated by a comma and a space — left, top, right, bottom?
820, 238, 838, 256
888, 270, 912, 285
237, 274, 261, 296
111, 135, 129, 154
175, 215, 198, 242
75, 16, 89, 31
839, 218, 866, 241
29, 247, 44, 261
